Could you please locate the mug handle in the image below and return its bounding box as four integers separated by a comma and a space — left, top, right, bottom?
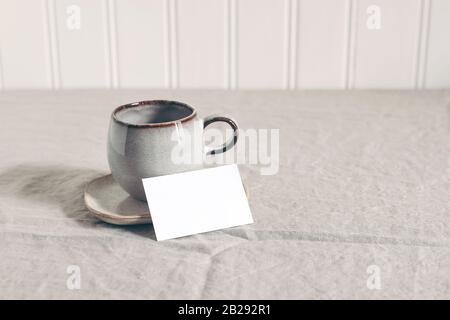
203, 115, 239, 156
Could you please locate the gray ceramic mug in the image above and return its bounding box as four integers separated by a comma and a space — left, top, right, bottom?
107, 100, 239, 201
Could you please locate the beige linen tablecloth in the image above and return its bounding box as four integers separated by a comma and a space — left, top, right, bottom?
0, 90, 449, 299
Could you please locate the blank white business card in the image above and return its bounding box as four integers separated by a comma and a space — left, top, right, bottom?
142, 164, 253, 241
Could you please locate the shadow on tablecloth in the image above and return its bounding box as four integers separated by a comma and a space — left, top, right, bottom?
0, 163, 157, 240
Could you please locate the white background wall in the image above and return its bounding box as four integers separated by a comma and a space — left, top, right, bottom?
0, 0, 448, 90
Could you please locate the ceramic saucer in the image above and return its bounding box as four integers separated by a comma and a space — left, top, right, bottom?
84, 174, 152, 225
84, 173, 249, 226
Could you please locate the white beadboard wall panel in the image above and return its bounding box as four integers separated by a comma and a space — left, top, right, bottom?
425, 0, 450, 88
352, 0, 422, 88
54, 0, 110, 88
296, 0, 348, 89
0, 0, 51, 89
177, 0, 225, 88
0, 0, 449, 90
237, 0, 285, 89
115, 0, 166, 88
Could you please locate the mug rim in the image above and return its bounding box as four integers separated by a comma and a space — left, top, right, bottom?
112, 100, 197, 128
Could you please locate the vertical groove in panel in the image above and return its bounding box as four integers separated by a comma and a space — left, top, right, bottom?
224, 0, 231, 89
224, 0, 229, 89
163, 0, 178, 89
283, 0, 291, 89
413, 0, 424, 88
229, 0, 238, 90
41, 0, 51, 88
345, 0, 358, 89
415, 0, 431, 89
421, 0, 431, 88
42, 0, 53, 89
103, 0, 112, 88
289, 0, 298, 89
106, 0, 119, 88
104, 0, 119, 88
342, 0, 351, 88
168, 0, 178, 89
164, 0, 171, 88
46, 0, 60, 89
284, 0, 298, 90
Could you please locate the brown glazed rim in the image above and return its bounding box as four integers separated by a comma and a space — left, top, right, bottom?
112, 100, 197, 128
